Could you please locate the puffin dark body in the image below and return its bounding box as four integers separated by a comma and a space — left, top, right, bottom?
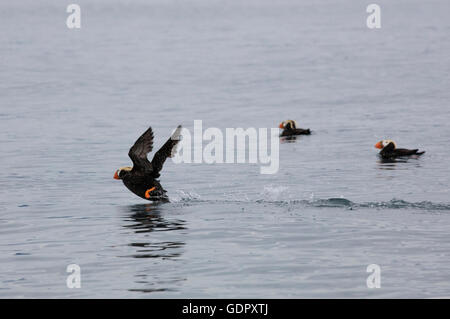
279, 120, 311, 137
122, 177, 167, 201
115, 125, 182, 201
379, 142, 425, 159
280, 128, 311, 137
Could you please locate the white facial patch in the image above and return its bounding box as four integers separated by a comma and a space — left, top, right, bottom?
382, 140, 397, 148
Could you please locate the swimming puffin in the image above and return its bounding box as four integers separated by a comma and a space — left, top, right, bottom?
375, 139, 425, 159
279, 120, 311, 137
114, 125, 182, 201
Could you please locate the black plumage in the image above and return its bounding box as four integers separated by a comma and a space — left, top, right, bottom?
114, 125, 182, 201
377, 141, 425, 159
279, 120, 311, 137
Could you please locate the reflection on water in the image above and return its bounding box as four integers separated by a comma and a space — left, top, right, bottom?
124, 203, 186, 234
127, 241, 184, 259
377, 157, 422, 170
121, 203, 187, 293
280, 136, 298, 143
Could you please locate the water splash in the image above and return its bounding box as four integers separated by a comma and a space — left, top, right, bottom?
169, 195, 450, 211
261, 185, 290, 201
171, 190, 201, 203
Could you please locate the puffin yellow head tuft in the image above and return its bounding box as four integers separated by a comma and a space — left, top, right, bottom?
279, 120, 297, 129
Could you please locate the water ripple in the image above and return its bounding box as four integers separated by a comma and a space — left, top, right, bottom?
174, 196, 450, 211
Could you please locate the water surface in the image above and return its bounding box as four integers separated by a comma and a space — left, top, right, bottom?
1, 0, 450, 298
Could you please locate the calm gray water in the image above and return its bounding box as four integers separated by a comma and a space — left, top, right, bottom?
1, 0, 450, 298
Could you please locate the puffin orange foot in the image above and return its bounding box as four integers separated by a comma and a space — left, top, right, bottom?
145, 187, 156, 199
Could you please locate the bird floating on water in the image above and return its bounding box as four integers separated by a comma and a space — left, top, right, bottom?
374, 139, 425, 159
279, 120, 311, 137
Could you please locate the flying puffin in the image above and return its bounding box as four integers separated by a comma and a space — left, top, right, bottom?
279, 120, 311, 137
114, 125, 182, 201
374, 139, 425, 159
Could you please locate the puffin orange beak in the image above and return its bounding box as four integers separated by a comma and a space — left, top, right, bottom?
279, 123, 284, 129
145, 187, 156, 199
375, 141, 383, 149
114, 171, 120, 180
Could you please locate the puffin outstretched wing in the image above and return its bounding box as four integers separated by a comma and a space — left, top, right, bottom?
128, 127, 154, 172
151, 125, 182, 177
